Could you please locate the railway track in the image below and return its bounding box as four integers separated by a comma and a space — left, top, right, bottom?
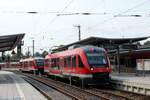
20, 73, 107, 100
14, 71, 149, 100
23, 76, 73, 100
86, 88, 150, 100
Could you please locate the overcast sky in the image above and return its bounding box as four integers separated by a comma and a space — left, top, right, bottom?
0, 0, 150, 54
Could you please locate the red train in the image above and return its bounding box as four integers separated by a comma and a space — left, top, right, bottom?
20, 57, 44, 74
0, 45, 111, 86
45, 45, 111, 86
0, 62, 20, 69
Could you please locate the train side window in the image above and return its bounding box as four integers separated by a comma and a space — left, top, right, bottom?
51, 58, 59, 70
67, 56, 71, 68
51, 59, 55, 67
45, 59, 49, 67
78, 56, 84, 68
30, 61, 33, 66
60, 58, 64, 68
51, 59, 54, 67
64, 58, 67, 67
72, 55, 76, 68
56, 58, 60, 69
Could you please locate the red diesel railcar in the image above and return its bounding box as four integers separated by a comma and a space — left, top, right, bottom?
20, 57, 44, 74
45, 45, 111, 86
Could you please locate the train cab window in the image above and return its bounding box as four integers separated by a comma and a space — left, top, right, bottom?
72, 55, 76, 68
36, 59, 44, 67
67, 56, 71, 68
78, 56, 84, 68
85, 49, 107, 67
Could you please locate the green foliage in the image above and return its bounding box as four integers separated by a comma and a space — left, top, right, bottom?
143, 41, 150, 45
41, 50, 48, 58
35, 52, 41, 57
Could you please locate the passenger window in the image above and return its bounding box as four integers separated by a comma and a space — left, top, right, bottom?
67, 56, 71, 68
56, 58, 59, 69
51, 58, 59, 70
60, 58, 64, 68
78, 56, 84, 68
64, 58, 67, 67
30, 61, 33, 66
72, 56, 76, 68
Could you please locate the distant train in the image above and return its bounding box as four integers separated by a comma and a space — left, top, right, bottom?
45, 45, 112, 86
20, 57, 44, 74
0, 62, 20, 69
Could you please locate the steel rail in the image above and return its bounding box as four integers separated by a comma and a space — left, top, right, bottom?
20, 73, 109, 100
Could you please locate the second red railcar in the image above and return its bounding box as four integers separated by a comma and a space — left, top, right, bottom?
20, 57, 44, 74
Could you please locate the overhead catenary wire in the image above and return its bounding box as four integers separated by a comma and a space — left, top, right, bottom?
36, 0, 75, 51
38, 0, 75, 35
88, 0, 150, 30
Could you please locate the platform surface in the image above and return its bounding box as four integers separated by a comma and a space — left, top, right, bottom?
111, 73, 150, 95
0, 71, 47, 100
111, 73, 150, 86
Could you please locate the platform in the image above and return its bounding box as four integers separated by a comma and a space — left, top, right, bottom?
0, 71, 47, 100
111, 73, 150, 96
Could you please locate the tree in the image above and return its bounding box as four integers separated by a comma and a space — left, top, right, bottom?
11, 53, 18, 61
35, 52, 41, 57
41, 50, 48, 57
24, 51, 32, 58
143, 41, 150, 45
136, 42, 141, 46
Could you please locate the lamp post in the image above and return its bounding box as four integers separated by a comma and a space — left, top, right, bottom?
30, 37, 35, 57
74, 25, 81, 41
32, 39, 35, 57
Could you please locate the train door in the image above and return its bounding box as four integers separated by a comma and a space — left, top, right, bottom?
66, 56, 71, 74
71, 55, 77, 74
76, 55, 85, 74
44, 58, 50, 73
59, 57, 64, 75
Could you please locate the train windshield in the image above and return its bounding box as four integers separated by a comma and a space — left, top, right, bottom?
85, 51, 107, 67
36, 59, 44, 66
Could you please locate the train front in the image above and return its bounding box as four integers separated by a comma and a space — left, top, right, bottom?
83, 46, 112, 85
35, 57, 45, 75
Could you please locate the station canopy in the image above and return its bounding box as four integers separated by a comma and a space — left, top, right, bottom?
0, 33, 25, 52
52, 36, 149, 52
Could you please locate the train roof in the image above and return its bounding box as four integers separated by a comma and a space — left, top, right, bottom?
47, 45, 106, 58
20, 57, 44, 62
80, 45, 105, 51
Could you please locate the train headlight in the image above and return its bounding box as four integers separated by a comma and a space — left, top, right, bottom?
90, 68, 94, 71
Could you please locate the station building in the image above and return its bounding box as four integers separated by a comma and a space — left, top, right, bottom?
116, 47, 150, 74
